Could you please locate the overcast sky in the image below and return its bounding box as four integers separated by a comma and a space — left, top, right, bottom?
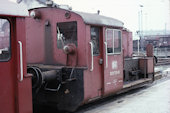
54, 0, 170, 37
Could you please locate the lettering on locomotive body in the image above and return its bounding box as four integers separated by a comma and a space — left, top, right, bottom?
110, 70, 120, 76
118, 80, 123, 83
112, 61, 118, 69
112, 79, 117, 85
106, 82, 112, 85
106, 79, 119, 86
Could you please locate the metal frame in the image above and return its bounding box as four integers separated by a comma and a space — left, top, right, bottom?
105, 28, 122, 55
0, 18, 11, 62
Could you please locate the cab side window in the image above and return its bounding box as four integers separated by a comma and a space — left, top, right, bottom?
106, 29, 121, 54
0, 18, 10, 61
57, 21, 77, 49
114, 30, 121, 53
91, 26, 100, 55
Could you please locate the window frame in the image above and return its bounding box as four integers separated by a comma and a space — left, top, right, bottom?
56, 21, 77, 49
0, 18, 11, 62
105, 28, 122, 55
90, 26, 100, 56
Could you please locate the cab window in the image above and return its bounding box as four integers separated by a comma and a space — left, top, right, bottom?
91, 26, 100, 55
57, 21, 77, 49
0, 18, 10, 61
106, 29, 121, 54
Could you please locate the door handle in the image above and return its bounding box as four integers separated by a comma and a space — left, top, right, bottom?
18, 41, 23, 82
104, 42, 108, 68
89, 42, 93, 71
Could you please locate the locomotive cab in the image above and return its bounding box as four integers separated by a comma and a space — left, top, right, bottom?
26, 7, 124, 111
26, 6, 154, 112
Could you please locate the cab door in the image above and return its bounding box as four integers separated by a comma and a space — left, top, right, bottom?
89, 26, 103, 98
103, 28, 124, 96
0, 17, 32, 113
0, 17, 17, 113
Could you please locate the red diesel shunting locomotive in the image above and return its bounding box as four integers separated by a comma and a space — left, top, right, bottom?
26, 6, 154, 111
26, 7, 124, 111
0, 1, 154, 113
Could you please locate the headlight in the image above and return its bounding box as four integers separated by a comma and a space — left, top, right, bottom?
30, 11, 36, 18
30, 10, 41, 19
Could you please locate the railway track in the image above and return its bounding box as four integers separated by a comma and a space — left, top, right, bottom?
156, 57, 170, 66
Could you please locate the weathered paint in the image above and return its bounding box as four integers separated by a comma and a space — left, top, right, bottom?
0, 17, 17, 113
26, 8, 87, 66
16, 18, 33, 113
26, 7, 124, 107
122, 29, 133, 58
25, 7, 154, 112
0, 16, 32, 113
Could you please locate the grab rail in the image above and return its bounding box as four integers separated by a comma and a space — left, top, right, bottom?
18, 41, 23, 82
89, 42, 93, 71
104, 42, 108, 68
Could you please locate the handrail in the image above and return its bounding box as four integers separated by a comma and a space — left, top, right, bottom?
89, 42, 93, 71
104, 42, 108, 68
18, 41, 23, 82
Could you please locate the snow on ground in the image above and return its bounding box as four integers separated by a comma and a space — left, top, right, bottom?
162, 68, 170, 77
81, 79, 170, 113
155, 65, 170, 77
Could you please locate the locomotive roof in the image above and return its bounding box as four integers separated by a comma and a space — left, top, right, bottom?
0, 0, 28, 17
75, 11, 124, 27
29, 7, 124, 27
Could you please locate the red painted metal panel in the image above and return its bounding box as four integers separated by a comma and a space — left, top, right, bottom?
51, 9, 86, 66
0, 16, 32, 113
26, 16, 45, 63
0, 17, 17, 113
17, 76, 32, 113
122, 29, 133, 58
147, 58, 154, 74
26, 8, 87, 66
83, 26, 103, 101
128, 31, 133, 57
0, 62, 17, 113
146, 44, 153, 57
139, 57, 154, 74
84, 27, 124, 102
103, 54, 124, 95
16, 18, 33, 113
122, 30, 128, 57
103, 28, 123, 96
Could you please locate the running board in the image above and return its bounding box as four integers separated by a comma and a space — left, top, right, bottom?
117, 78, 152, 94
123, 78, 152, 89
